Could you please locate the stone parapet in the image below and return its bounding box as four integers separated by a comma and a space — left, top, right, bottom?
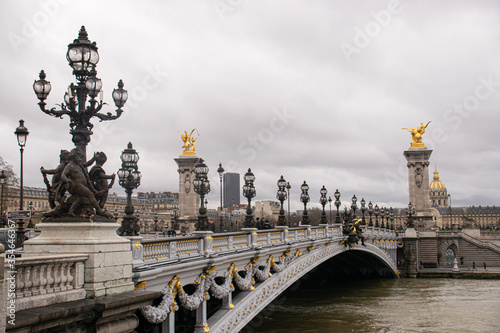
23, 222, 134, 298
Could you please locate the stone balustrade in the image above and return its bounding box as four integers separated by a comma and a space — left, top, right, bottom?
9, 254, 88, 311
133, 225, 398, 268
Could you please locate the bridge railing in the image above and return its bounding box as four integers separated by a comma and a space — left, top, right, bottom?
133, 225, 398, 268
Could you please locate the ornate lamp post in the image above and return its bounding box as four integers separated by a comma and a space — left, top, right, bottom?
193, 159, 211, 231
242, 169, 256, 228
320, 186, 328, 224
27, 201, 35, 229
15, 119, 29, 248
406, 202, 416, 228
360, 198, 366, 225
217, 162, 224, 232
351, 195, 358, 219
380, 207, 386, 228
286, 182, 291, 227
0, 170, 6, 227
328, 196, 332, 223
276, 176, 287, 226
33, 26, 127, 160
385, 208, 390, 229
300, 181, 310, 224
389, 207, 395, 230
368, 201, 374, 227
117, 142, 141, 236
334, 189, 341, 223
374, 204, 380, 227
448, 194, 452, 229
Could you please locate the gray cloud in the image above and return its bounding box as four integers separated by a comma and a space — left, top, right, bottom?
1, 0, 499, 212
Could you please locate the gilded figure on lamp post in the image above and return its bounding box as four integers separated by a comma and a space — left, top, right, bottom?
34, 26, 127, 221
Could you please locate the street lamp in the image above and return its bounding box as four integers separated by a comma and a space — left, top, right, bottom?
448, 194, 452, 229
242, 168, 256, 228
320, 186, 328, 224
33, 26, 127, 160
360, 198, 366, 225
380, 207, 386, 228
374, 204, 380, 227
406, 202, 416, 228
27, 201, 35, 229
217, 162, 224, 232
193, 159, 211, 231
15, 119, 29, 248
368, 201, 374, 226
334, 189, 341, 223
0, 170, 6, 227
276, 176, 287, 226
385, 207, 390, 229
389, 207, 394, 230
286, 182, 291, 227
328, 196, 332, 223
117, 142, 141, 236
351, 195, 358, 219
300, 181, 310, 224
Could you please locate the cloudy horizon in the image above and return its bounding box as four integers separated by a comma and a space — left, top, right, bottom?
1, 0, 499, 212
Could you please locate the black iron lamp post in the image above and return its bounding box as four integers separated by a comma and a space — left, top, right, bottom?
380, 207, 386, 228
385, 208, 390, 229
217, 163, 224, 232
193, 159, 211, 231
27, 201, 35, 229
242, 168, 256, 228
117, 142, 141, 236
334, 189, 341, 223
286, 182, 291, 227
368, 201, 374, 227
406, 202, 416, 228
389, 207, 394, 230
351, 195, 358, 219
328, 196, 332, 223
360, 198, 366, 225
448, 194, 452, 229
15, 119, 29, 248
276, 176, 287, 226
33, 26, 127, 159
300, 181, 310, 224
374, 204, 380, 227
0, 170, 6, 227
320, 186, 328, 224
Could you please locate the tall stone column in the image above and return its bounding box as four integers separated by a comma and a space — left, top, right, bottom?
403, 148, 433, 228
174, 156, 200, 220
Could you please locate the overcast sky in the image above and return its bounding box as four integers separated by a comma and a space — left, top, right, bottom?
1, 0, 499, 212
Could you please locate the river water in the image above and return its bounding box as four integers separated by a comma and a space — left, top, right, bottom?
242, 278, 500, 333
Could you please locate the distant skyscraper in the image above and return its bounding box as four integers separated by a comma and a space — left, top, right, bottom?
223, 172, 240, 207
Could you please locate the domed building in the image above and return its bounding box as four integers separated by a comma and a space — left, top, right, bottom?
429, 164, 448, 207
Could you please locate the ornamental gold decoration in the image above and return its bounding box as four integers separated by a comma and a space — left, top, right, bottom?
402, 121, 431, 148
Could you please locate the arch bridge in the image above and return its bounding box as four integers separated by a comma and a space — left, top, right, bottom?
131, 224, 401, 332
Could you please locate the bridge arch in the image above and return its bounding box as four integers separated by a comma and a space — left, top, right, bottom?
207, 242, 398, 332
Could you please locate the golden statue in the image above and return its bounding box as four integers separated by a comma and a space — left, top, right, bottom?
178, 129, 199, 156
402, 121, 431, 148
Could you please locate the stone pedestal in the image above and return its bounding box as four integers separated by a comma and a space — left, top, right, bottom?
23, 222, 134, 298
404, 148, 434, 229
174, 156, 200, 219
403, 228, 419, 278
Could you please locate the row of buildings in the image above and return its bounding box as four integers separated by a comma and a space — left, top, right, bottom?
0, 165, 499, 231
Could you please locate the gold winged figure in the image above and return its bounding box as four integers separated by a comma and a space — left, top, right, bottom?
178, 129, 199, 156
402, 121, 431, 148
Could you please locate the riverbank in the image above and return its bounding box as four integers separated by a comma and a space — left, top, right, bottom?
410, 267, 500, 279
